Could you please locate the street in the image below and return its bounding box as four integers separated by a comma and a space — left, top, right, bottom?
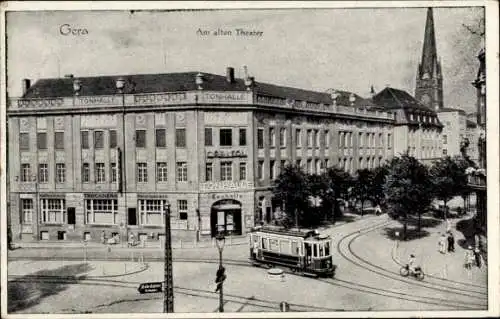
7, 213, 488, 314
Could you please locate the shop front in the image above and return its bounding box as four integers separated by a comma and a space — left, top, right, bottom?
210, 199, 242, 236
199, 187, 254, 238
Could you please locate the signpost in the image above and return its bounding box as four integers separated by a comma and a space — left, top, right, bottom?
138, 282, 163, 294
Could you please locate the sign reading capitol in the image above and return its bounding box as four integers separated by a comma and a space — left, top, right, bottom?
206, 149, 247, 158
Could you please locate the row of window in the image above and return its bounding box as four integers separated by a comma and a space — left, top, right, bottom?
21, 128, 249, 151
256, 128, 393, 150
205, 162, 247, 182
339, 131, 392, 149
19, 162, 188, 183
19, 163, 66, 183
20, 198, 190, 225
205, 128, 247, 147
255, 155, 386, 180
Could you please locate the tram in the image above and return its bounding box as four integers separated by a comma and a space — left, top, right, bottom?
248, 225, 336, 277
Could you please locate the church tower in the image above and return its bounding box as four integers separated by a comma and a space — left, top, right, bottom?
415, 7, 444, 110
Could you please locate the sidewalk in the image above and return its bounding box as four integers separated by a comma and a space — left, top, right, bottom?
392, 213, 488, 286
12, 211, 366, 251
13, 235, 248, 250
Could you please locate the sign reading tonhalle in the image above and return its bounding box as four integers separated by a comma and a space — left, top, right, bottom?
137, 282, 163, 294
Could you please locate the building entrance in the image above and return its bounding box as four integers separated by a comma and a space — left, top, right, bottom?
210, 199, 242, 237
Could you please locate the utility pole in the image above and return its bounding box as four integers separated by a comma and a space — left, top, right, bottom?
164, 203, 174, 313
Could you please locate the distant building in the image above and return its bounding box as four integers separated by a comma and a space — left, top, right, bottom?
437, 108, 478, 161
372, 87, 443, 165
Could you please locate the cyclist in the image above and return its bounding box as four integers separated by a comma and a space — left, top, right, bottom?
408, 254, 417, 274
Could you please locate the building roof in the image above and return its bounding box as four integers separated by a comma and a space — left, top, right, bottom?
21, 71, 374, 108
372, 87, 434, 112
371, 87, 442, 128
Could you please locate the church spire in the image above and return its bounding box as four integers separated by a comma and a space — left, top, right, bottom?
420, 7, 439, 78
415, 7, 444, 110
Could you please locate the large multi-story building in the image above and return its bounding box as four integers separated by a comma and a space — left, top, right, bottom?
7, 64, 445, 244
7, 69, 403, 243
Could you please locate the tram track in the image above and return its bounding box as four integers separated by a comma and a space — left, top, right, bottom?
9, 254, 482, 311
347, 221, 487, 297
8, 271, 341, 313
7, 216, 488, 311
389, 245, 487, 289
334, 220, 487, 309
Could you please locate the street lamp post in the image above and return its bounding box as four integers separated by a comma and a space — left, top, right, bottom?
215, 233, 226, 313
115, 78, 127, 245
163, 202, 174, 313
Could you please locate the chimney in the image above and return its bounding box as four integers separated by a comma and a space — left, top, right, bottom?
22, 79, 31, 95
226, 67, 235, 83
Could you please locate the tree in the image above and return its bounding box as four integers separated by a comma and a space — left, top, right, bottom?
307, 173, 329, 223
352, 169, 374, 215
370, 165, 389, 207
272, 165, 311, 228
430, 156, 468, 219
384, 155, 433, 239
321, 167, 352, 221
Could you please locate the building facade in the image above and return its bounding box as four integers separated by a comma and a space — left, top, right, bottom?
437, 108, 479, 162
470, 48, 486, 231
372, 87, 443, 165
8, 69, 400, 243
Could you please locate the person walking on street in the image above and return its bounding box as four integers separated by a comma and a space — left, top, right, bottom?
447, 232, 455, 252
464, 246, 474, 269
474, 248, 482, 268
438, 234, 447, 254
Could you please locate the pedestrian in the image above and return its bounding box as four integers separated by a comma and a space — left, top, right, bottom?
101, 230, 107, 244
375, 204, 382, 216
447, 232, 455, 252
438, 234, 447, 254
464, 246, 474, 269
474, 248, 482, 268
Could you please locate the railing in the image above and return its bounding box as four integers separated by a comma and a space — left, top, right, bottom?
9, 90, 395, 121
467, 174, 486, 187
8, 91, 254, 111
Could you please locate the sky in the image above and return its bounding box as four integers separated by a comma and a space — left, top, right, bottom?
6, 6, 485, 113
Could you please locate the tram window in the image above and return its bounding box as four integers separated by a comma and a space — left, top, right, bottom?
262, 238, 268, 249
313, 244, 318, 257
319, 243, 324, 257
325, 241, 330, 256
291, 241, 299, 255
280, 240, 291, 255
253, 236, 260, 249
270, 239, 279, 252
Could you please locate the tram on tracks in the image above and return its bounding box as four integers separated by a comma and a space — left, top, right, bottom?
248, 225, 336, 278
